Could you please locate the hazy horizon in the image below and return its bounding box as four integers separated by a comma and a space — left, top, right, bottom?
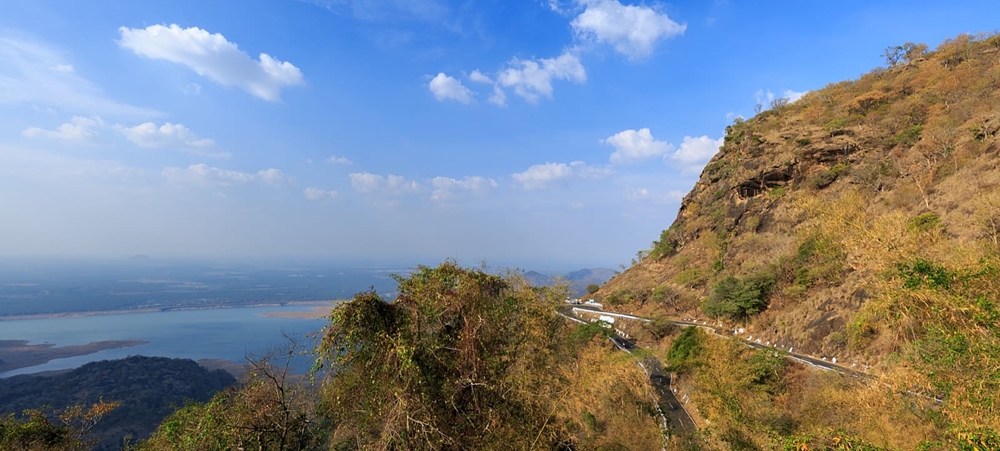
3, 1, 999, 268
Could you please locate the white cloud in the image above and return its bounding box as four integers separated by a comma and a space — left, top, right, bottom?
467, 70, 507, 106
349, 173, 422, 194
256, 168, 288, 185
428, 73, 474, 104
571, 0, 686, 59
468, 70, 492, 84
325, 155, 352, 165
303, 187, 339, 200
497, 51, 586, 102
115, 122, 215, 148
511, 160, 612, 189
783, 89, 807, 103
670, 135, 723, 164
625, 186, 683, 204
604, 128, 673, 164
22, 116, 104, 142
488, 86, 508, 106
430, 176, 497, 201
24, 117, 229, 158
118, 24, 304, 101
162, 164, 288, 186
0, 36, 158, 117
569, 160, 613, 179
512, 162, 574, 189
755, 89, 775, 107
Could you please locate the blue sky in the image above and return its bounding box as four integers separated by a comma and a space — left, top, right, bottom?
1, 1, 998, 268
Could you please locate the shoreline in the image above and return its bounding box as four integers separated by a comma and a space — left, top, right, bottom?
0, 339, 150, 375
259, 305, 336, 319
0, 300, 341, 322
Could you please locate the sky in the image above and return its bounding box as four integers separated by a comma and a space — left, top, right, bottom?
1, 1, 999, 268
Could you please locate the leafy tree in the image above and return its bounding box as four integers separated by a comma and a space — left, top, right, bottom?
702, 272, 776, 319
586, 283, 600, 294
142, 340, 325, 451
666, 327, 703, 372
316, 262, 573, 450
0, 401, 119, 451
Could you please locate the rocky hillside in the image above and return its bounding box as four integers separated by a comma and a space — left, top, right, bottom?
596, 33, 1000, 444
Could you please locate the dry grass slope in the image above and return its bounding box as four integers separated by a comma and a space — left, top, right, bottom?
600, 32, 1000, 449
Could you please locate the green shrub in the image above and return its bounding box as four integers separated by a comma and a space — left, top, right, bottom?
824, 118, 847, 133
898, 259, 954, 290
908, 212, 941, 232
702, 272, 776, 319
651, 226, 680, 259
586, 284, 600, 294
650, 285, 677, 305
674, 268, 708, 288
571, 321, 612, 343
643, 317, 676, 340
807, 163, 849, 190
666, 327, 703, 372
893, 124, 923, 146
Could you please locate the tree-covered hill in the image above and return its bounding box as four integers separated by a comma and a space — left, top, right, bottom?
0, 356, 236, 450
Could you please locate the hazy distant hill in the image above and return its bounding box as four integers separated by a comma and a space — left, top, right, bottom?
523, 268, 616, 297
0, 356, 236, 450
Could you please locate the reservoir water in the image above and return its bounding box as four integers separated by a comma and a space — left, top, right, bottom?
0, 304, 333, 377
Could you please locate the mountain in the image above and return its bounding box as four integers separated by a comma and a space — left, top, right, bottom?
0, 356, 236, 450
594, 34, 1000, 448
523, 268, 616, 297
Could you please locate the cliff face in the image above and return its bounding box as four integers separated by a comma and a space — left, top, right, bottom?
598, 33, 1000, 365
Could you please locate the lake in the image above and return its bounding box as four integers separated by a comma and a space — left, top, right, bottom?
0, 304, 334, 377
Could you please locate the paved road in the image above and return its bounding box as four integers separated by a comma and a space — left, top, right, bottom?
560, 307, 697, 437
568, 304, 869, 379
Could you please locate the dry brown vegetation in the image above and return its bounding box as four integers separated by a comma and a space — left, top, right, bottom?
600, 32, 1000, 449
140, 263, 665, 450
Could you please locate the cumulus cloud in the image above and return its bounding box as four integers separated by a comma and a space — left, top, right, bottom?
115, 122, 215, 148
0, 36, 158, 117
303, 187, 339, 200
349, 173, 422, 194
118, 24, 304, 101
571, 0, 686, 59
497, 51, 586, 102
428, 73, 474, 104
468, 70, 506, 106
669, 135, 723, 164
511, 162, 574, 189
25, 118, 229, 158
604, 128, 673, 164
325, 155, 352, 165
162, 164, 288, 186
22, 116, 104, 142
468, 70, 492, 84
511, 160, 611, 189
430, 176, 497, 201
